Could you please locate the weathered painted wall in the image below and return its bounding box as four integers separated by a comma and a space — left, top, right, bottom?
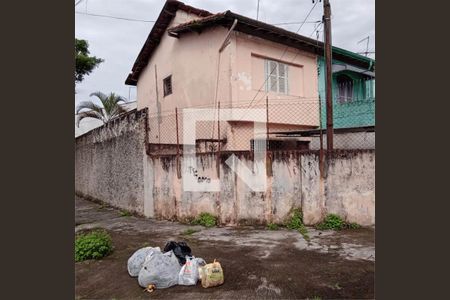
324, 151, 375, 225
136, 14, 320, 150
137, 10, 233, 145
75, 109, 151, 215
147, 150, 375, 226
234, 32, 319, 128
310, 132, 375, 150
317, 56, 375, 129
75, 109, 374, 226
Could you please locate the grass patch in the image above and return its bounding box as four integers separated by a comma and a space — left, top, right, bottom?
285, 208, 310, 241
298, 225, 310, 241
316, 214, 361, 230
75, 229, 113, 262
119, 210, 132, 217
192, 212, 217, 228
266, 223, 279, 230
286, 208, 304, 230
346, 222, 361, 229
182, 228, 200, 235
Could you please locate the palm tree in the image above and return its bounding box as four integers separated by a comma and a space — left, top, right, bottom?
76, 92, 127, 127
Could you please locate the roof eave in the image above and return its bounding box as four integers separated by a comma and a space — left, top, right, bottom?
169, 10, 375, 71
125, 0, 212, 86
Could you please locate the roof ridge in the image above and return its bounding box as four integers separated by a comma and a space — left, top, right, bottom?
125, 0, 212, 85
126, 1, 374, 86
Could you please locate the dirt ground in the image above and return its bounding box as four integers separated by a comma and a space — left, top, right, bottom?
75, 196, 374, 299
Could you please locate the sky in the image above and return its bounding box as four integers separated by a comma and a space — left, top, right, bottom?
75, 0, 375, 109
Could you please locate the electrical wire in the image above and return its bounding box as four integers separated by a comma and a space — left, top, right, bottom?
75, 11, 156, 23
238, 0, 320, 120
309, 21, 323, 38
75, 9, 320, 27
272, 20, 320, 26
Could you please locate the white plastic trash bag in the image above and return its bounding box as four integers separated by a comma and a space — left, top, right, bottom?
178, 257, 206, 286
138, 250, 181, 289
127, 246, 161, 277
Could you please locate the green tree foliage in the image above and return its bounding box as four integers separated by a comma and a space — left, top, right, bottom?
76, 91, 127, 126
75, 38, 103, 83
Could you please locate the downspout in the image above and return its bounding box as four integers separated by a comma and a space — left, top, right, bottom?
219, 19, 238, 53
214, 19, 238, 223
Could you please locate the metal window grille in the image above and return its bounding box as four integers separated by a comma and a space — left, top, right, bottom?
163, 75, 172, 97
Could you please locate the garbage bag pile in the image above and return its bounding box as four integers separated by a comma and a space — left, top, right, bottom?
127, 241, 224, 291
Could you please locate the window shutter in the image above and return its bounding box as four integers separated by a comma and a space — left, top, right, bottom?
263, 59, 290, 95
264, 60, 268, 92
269, 60, 278, 92
285, 64, 289, 94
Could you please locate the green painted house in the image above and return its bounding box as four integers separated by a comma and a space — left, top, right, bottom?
318, 48, 375, 129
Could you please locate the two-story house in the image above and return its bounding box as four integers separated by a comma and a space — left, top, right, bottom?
318, 53, 375, 130
125, 0, 375, 152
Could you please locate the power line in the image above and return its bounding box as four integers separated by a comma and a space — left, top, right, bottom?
272, 20, 320, 26
75, 11, 156, 23
76, 10, 319, 26
75, 0, 84, 6
239, 0, 320, 119
309, 21, 323, 38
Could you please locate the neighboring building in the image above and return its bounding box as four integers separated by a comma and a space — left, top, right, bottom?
318, 54, 375, 130
125, 0, 375, 151
75, 101, 137, 137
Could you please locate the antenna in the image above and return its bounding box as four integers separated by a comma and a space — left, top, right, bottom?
357, 36, 370, 56
256, 0, 260, 20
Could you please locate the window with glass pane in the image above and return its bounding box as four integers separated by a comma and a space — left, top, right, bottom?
336, 74, 353, 103
265, 59, 289, 94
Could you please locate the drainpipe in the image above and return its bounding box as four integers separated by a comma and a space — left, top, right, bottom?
219, 19, 238, 53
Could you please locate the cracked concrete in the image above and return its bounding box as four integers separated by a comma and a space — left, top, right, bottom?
75, 196, 374, 299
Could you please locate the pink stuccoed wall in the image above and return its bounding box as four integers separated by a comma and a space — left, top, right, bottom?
136, 11, 320, 150
137, 10, 232, 115
233, 32, 319, 104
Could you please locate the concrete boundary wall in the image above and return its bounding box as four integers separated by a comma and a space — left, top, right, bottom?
75, 108, 150, 215
75, 109, 375, 226
147, 150, 375, 226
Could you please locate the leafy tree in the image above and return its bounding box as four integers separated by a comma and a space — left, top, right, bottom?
76, 92, 127, 126
75, 38, 103, 83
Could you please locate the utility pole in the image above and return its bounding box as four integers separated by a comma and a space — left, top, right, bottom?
323, 0, 333, 153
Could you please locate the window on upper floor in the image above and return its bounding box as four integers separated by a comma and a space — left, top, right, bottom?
163, 75, 172, 97
265, 59, 289, 94
336, 74, 353, 103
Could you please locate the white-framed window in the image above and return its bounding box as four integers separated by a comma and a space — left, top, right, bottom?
265, 59, 289, 94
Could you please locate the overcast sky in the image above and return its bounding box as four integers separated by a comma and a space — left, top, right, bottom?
75, 0, 375, 109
